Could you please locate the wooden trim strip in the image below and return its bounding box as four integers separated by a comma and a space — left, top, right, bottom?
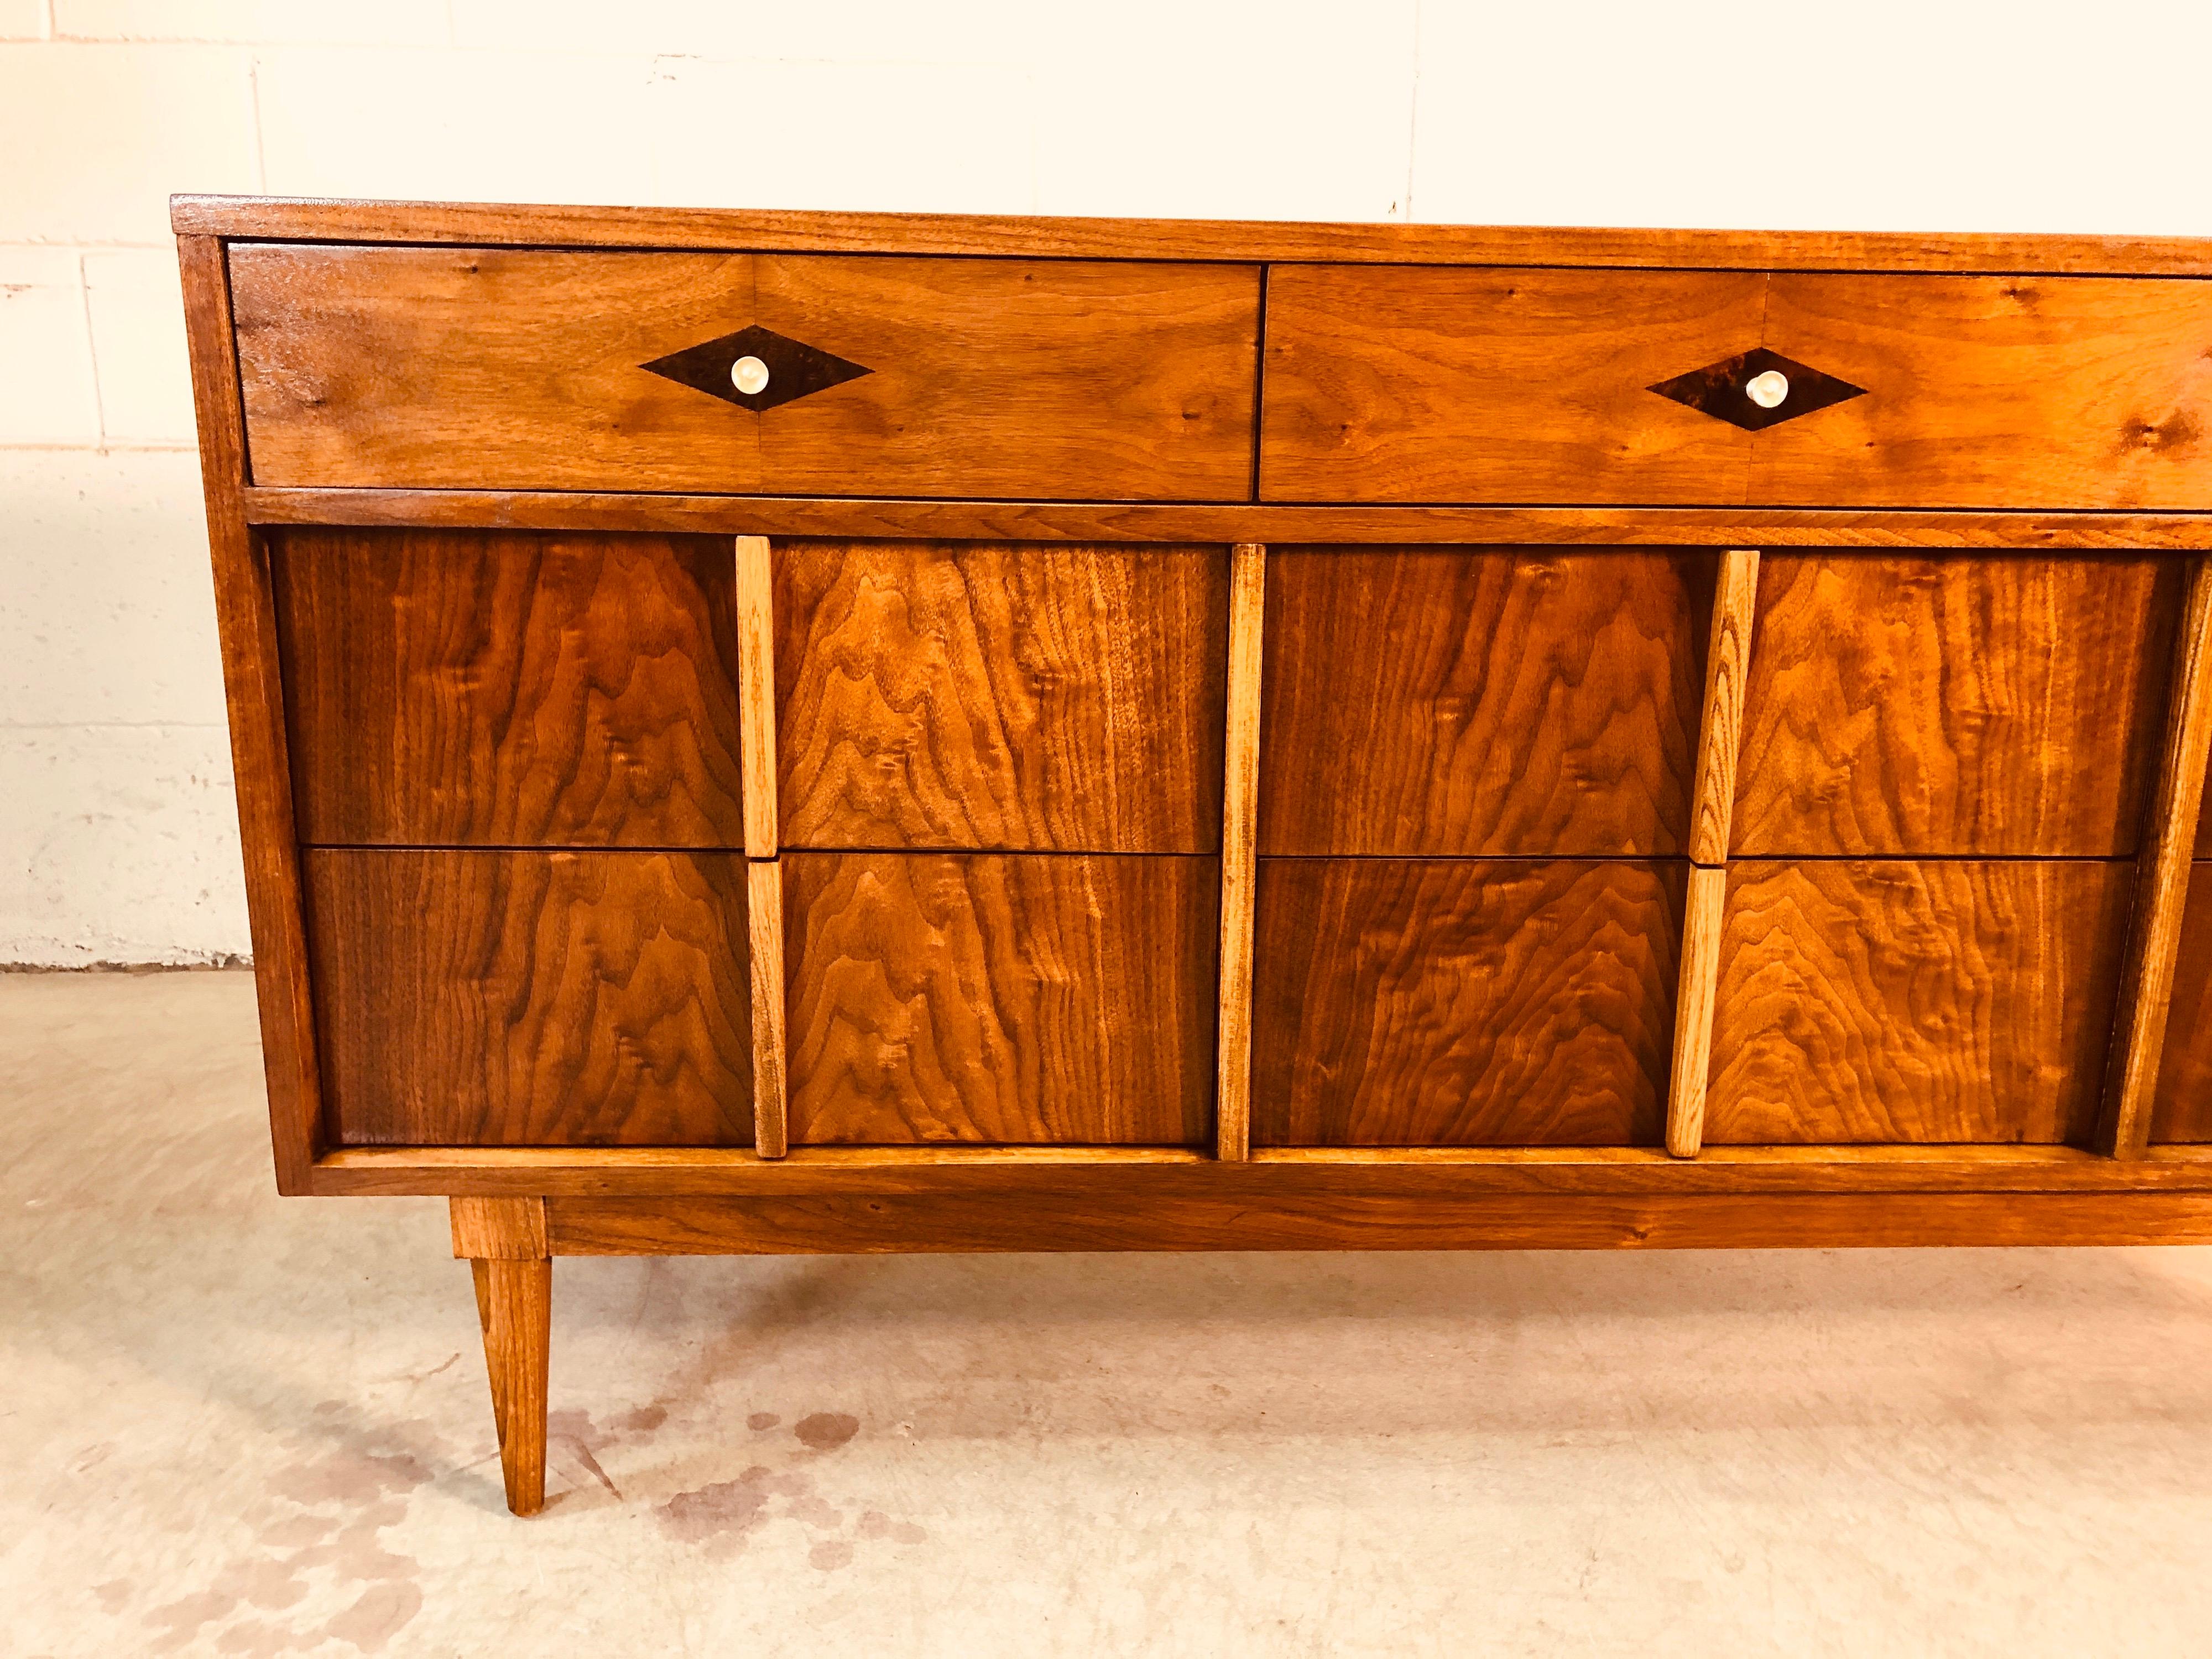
1687, 550, 1760, 865
309, 1142, 2212, 1199
1216, 543, 1266, 1162
735, 534, 778, 858
178, 234, 325, 1194
1666, 550, 1759, 1159
168, 196, 2212, 275
748, 858, 789, 1159
543, 1191, 2212, 1255
2101, 555, 2212, 1157
241, 489, 2212, 549
1665, 868, 1730, 1159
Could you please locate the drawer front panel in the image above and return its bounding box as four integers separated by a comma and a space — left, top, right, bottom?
1704, 860, 2133, 1145
1251, 858, 1686, 1146
1732, 555, 2178, 857
307, 850, 753, 1146
2151, 863, 2212, 1142
782, 852, 1217, 1145
1258, 549, 1707, 856
233, 246, 1260, 499
1260, 269, 2212, 508
275, 528, 748, 848
1259, 267, 1762, 504
776, 542, 1228, 852
1755, 275, 2212, 509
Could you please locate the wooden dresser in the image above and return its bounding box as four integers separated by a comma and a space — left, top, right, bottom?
175, 196, 2212, 1515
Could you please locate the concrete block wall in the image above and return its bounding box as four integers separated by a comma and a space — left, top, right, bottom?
2, 0, 2206, 964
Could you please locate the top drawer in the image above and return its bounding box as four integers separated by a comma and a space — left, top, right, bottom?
1260, 267, 2212, 509
231, 247, 1260, 500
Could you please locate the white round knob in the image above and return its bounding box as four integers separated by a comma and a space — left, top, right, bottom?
1745, 369, 1790, 409
731, 355, 770, 395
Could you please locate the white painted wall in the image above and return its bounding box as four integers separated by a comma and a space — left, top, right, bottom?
3, 0, 2208, 964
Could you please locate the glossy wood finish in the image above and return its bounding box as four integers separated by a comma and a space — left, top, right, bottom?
1687, 551, 1761, 866
1215, 545, 1265, 1162
735, 535, 779, 858
773, 541, 1228, 852
1732, 555, 2180, 857
545, 1189, 2212, 1254
2105, 559, 2212, 1154
272, 528, 747, 848
242, 489, 2212, 550
747, 859, 788, 1159
306, 850, 753, 1146
471, 1256, 550, 1516
1665, 867, 1729, 1159
780, 852, 1217, 1145
317, 1142, 2212, 1199
1251, 858, 1685, 1147
177, 196, 2212, 275
1260, 268, 1764, 504
1705, 860, 2136, 1145
2150, 866, 2212, 1144
1262, 269, 2212, 510
231, 246, 1260, 500
1759, 275, 2212, 509
1258, 550, 1707, 856
179, 234, 323, 1193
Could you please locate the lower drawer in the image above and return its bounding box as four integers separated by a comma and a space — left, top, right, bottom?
2152, 862, 2212, 1142
1705, 860, 2134, 1144
306, 849, 754, 1146
1250, 858, 1687, 1146
781, 851, 1217, 1145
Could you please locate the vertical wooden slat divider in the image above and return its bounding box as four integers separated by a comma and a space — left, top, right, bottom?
1666, 548, 1761, 1158
735, 534, 779, 859
735, 535, 789, 1158
1217, 543, 1266, 1162
179, 233, 325, 1192
2101, 555, 2212, 1159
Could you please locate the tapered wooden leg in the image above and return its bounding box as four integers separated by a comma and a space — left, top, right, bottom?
451, 1197, 551, 1516
472, 1256, 550, 1515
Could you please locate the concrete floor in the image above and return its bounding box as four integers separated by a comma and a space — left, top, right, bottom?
6, 972, 2212, 1657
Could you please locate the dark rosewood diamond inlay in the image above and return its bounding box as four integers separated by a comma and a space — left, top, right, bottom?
1647, 347, 1867, 432
640, 325, 872, 413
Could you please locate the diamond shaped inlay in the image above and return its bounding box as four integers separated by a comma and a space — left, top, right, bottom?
1647, 347, 1866, 432
640, 325, 872, 413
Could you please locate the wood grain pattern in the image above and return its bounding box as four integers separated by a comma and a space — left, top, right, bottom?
1251, 858, 1686, 1147
314, 1141, 2212, 1200
1705, 860, 2136, 1144
544, 1190, 2212, 1254
1217, 544, 1265, 1162
735, 535, 778, 858
748, 859, 788, 1159
773, 541, 1227, 851
1665, 867, 1729, 1159
1260, 267, 1764, 504
231, 246, 1259, 499
2150, 865, 2212, 1143
174, 197, 2212, 275
471, 1256, 550, 1516
781, 852, 1217, 1145
306, 850, 753, 1146
2104, 559, 2212, 1155
1687, 550, 1760, 865
449, 1195, 547, 1259
241, 489, 2212, 551
1758, 275, 2212, 509
272, 528, 747, 847
179, 234, 323, 1193
1733, 554, 2180, 856
1258, 550, 1708, 855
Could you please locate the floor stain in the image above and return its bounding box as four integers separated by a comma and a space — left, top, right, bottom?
794, 1411, 859, 1451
